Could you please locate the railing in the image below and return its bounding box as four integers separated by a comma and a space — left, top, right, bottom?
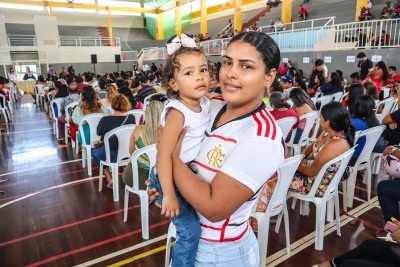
137, 47, 168, 61
258, 16, 335, 33
7, 35, 37, 46
58, 36, 120, 47
198, 38, 231, 56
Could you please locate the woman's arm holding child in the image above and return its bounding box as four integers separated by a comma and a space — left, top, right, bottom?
157, 108, 185, 218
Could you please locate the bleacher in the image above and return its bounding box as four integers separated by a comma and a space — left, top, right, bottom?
5, 23, 35, 35
112, 27, 162, 51
58, 25, 101, 36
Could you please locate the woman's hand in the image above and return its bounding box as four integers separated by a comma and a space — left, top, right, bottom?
391, 219, 400, 242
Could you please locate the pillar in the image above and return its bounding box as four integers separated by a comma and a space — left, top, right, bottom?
156, 13, 164, 40
107, 8, 114, 46
200, 0, 207, 35
355, 0, 368, 21
234, 0, 242, 32
281, 0, 292, 24
175, 3, 182, 36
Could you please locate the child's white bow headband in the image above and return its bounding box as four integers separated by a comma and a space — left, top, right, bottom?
166, 33, 197, 55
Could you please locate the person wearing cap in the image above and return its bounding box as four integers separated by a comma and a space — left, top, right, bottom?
308, 59, 325, 90
136, 76, 157, 103
280, 75, 295, 98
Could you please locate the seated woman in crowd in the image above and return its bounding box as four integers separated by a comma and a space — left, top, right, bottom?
294, 75, 308, 92
307, 73, 325, 97
318, 72, 343, 96
93, 94, 136, 188
363, 81, 379, 104
367, 61, 388, 95
289, 88, 316, 143
100, 84, 118, 113
122, 94, 166, 189
289, 102, 354, 196
51, 83, 69, 120
342, 84, 364, 116
71, 86, 109, 145
270, 91, 299, 141
118, 87, 143, 110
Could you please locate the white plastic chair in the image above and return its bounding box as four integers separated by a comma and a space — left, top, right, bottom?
338, 92, 348, 103
376, 97, 396, 123
314, 95, 332, 111
287, 147, 355, 250
143, 93, 156, 111
0, 94, 11, 123
251, 155, 303, 267
165, 222, 176, 267
50, 98, 64, 138
286, 111, 319, 156
343, 125, 385, 209
64, 101, 78, 146
126, 109, 144, 125
330, 91, 344, 102
308, 115, 321, 145
123, 144, 157, 239
277, 117, 298, 140
390, 99, 399, 113
99, 124, 136, 202
35, 84, 45, 106
78, 113, 105, 176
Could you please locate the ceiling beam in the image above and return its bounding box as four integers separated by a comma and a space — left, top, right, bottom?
0, 0, 158, 14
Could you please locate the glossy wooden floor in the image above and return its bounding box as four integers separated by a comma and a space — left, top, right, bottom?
0, 95, 389, 267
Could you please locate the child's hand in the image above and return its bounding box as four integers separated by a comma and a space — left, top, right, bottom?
161, 194, 180, 218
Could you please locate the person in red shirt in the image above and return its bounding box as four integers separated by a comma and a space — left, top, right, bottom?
385, 66, 400, 88
298, 4, 309, 21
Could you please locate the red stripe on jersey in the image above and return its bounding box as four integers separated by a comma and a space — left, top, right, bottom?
211, 96, 225, 101
200, 223, 222, 231
262, 109, 277, 140
206, 134, 237, 143
200, 224, 249, 243
252, 113, 263, 136
193, 161, 218, 173
258, 110, 271, 137
220, 217, 230, 241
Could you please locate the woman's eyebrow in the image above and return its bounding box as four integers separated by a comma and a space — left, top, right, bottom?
223, 55, 256, 64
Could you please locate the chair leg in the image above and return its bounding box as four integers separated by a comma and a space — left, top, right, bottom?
87, 149, 92, 176
326, 199, 334, 223
315, 202, 326, 250
75, 142, 79, 154
300, 200, 310, 216
283, 205, 291, 255
257, 217, 270, 267
341, 180, 348, 212
140, 192, 149, 239
123, 188, 129, 222
64, 126, 69, 145
371, 154, 382, 175
165, 223, 176, 267
112, 165, 119, 202
275, 211, 283, 233
334, 192, 341, 236
82, 147, 86, 169
346, 168, 357, 208
98, 162, 104, 192
291, 198, 297, 210
365, 165, 371, 202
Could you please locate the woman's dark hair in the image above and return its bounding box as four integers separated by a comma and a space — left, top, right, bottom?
116, 79, 128, 89
321, 102, 355, 147
294, 75, 307, 91
55, 84, 69, 98
347, 84, 364, 115
289, 88, 316, 110
315, 73, 325, 86
38, 75, 45, 83
270, 92, 291, 109
376, 61, 389, 82
75, 76, 83, 84
269, 78, 283, 92
228, 31, 281, 74
329, 72, 343, 91
336, 69, 343, 78
352, 95, 379, 128
118, 86, 137, 109
364, 81, 378, 100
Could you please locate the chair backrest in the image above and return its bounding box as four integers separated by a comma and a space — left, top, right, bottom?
390, 99, 398, 113
376, 97, 396, 122
253, 155, 303, 216
104, 124, 136, 165
339, 92, 348, 103
307, 147, 356, 200
277, 116, 298, 140
65, 101, 78, 122
126, 109, 144, 125
35, 84, 45, 94
308, 115, 321, 143
290, 111, 319, 146
315, 95, 332, 111
330, 91, 344, 102
78, 113, 105, 146
286, 99, 294, 108
143, 93, 156, 111
130, 144, 157, 191
354, 125, 386, 167
50, 98, 64, 119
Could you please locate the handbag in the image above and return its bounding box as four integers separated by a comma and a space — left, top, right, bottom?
382, 146, 400, 178
92, 115, 129, 149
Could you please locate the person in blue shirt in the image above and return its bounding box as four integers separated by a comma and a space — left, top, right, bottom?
318, 72, 343, 96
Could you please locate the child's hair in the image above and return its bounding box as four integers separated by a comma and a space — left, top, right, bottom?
111, 94, 131, 112
106, 84, 119, 102
161, 47, 209, 99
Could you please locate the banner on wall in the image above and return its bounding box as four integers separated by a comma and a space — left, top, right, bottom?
303, 57, 310, 63
324, 56, 332, 63
346, 56, 356, 63
371, 55, 382, 62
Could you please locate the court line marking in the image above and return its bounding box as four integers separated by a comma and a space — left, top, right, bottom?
74, 235, 168, 267
8, 120, 50, 125
266, 197, 379, 266
25, 220, 170, 267
0, 159, 81, 177
0, 204, 139, 247
2, 127, 52, 135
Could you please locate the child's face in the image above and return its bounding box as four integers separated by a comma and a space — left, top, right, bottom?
170, 53, 210, 101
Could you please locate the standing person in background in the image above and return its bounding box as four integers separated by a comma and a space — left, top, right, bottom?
67, 65, 75, 77
278, 62, 288, 77
151, 63, 158, 72
142, 62, 150, 72
308, 59, 325, 90
47, 65, 56, 79
357, 52, 373, 80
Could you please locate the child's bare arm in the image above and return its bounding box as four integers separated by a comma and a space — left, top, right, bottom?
157, 108, 185, 218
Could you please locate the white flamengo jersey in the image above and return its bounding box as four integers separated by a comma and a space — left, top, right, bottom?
191, 96, 285, 242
